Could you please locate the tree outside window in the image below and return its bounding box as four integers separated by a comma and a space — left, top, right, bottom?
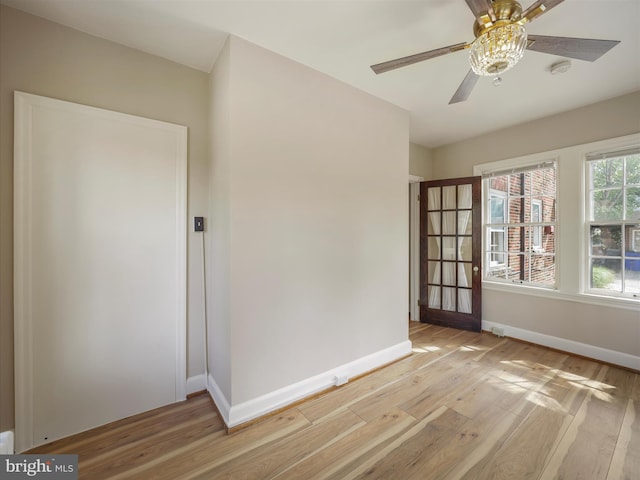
587, 150, 640, 297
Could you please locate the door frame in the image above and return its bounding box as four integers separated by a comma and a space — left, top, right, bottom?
409, 175, 423, 322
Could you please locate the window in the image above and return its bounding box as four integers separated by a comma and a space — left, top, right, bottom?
489, 189, 506, 267
532, 199, 543, 250
586, 147, 640, 298
482, 162, 557, 288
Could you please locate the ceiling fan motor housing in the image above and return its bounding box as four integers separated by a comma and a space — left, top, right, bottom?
473, 0, 524, 37
470, 0, 528, 76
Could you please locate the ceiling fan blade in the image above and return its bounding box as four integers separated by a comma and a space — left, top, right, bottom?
464, 0, 496, 23
521, 0, 565, 23
527, 35, 620, 62
370, 43, 468, 74
449, 70, 480, 104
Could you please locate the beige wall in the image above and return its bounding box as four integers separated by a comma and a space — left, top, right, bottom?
0, 5, 411, 433
210, 36, 409, 413
409, 142, 433, 179
431, 91, 640, 361
431, 91, 640, 179
208, 38, 232, 401
0, 6, 209, 432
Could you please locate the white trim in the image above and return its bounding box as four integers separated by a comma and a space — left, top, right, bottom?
187, 374, 207, 395
209, 341, 412, 429
487, 188, 507, 269
175, 124, 188, 402
473, 152, 561, 178
408, 175, 424, 320
207, 374, 232, 426
482, 320, 640, 371
13, 91, 188, 452
0, 431, 14, 454
13, 92, 33, 454
583, 136, 640, 301
483, 281, 639, 311
409, 182, 420, 321
531, 199, 543, 250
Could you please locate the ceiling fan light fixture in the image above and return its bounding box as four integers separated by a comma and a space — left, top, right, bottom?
469, 23, 528, 76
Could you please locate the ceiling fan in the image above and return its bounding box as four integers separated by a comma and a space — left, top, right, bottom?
370, 0, 620, 104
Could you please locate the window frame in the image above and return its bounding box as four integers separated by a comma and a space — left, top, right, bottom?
479, 160, 557, 289
473, 133, 640, 310
632, 229, 640, 253
488, 188, 507, 268
531, 199, 543, 251
585, 147, 640, 300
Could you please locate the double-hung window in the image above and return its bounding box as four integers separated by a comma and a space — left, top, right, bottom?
482, 162, 557, 288
489, 189, 507, 267
586, 147, 640, 298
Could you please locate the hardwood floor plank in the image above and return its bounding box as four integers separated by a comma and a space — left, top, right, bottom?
539, 366, 633, 480
189, 408, 365, 480
399, 361, 484, 421
26, 327, 638, 480
329, 405, 451, 480
338, 406, 467, 480
462, 353, 613, 480
404, 403, 523, 480
78, 400, 220, 467
606, 397, 639, 480
299, 328, 488, 424
298, 349, 445, 423
544, 355, 603, 416
408, 321, 431, 335
272, 408, 416, 480
79, 410, 223, 479
468, 405, 572, 480
27, 395, 216, 454
110, 409, 310, 480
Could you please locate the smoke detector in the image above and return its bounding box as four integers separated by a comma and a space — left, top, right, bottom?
549, 60, 571, 75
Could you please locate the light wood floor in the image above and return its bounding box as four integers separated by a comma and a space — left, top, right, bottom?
31, 322, 639, 479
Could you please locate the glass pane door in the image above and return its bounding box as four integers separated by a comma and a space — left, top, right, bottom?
420, 177, 481, 331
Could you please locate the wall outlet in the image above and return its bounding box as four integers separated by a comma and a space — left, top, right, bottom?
334, 374, 348, 386
194, 217, 204, 232
491, 327, 505, 337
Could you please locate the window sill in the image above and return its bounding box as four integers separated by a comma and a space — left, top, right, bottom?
482, 280, 640, 311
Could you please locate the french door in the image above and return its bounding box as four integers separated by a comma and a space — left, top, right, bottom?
420, 176, 481, 331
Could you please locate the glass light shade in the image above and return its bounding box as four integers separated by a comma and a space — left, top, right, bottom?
469, 24, 528, 76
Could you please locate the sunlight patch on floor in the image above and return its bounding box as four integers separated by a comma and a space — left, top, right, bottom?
568, 380, 615, 402
412, 345, 441, 353
459, 344, 490, 352
525, 391, 567, 413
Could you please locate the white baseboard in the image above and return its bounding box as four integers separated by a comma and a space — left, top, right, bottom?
207, 340, 412, 429
0, 430, 14, 454
207, 374, 231, 425
482, 320, 640, 371
186, 374, 207, 395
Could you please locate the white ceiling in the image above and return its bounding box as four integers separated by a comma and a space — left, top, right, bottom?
3, 0, 639, 147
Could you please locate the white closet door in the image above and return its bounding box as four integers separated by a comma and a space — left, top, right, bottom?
14, 92, 187, 452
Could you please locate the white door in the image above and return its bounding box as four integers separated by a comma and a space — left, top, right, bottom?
14, 92, 187, 452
